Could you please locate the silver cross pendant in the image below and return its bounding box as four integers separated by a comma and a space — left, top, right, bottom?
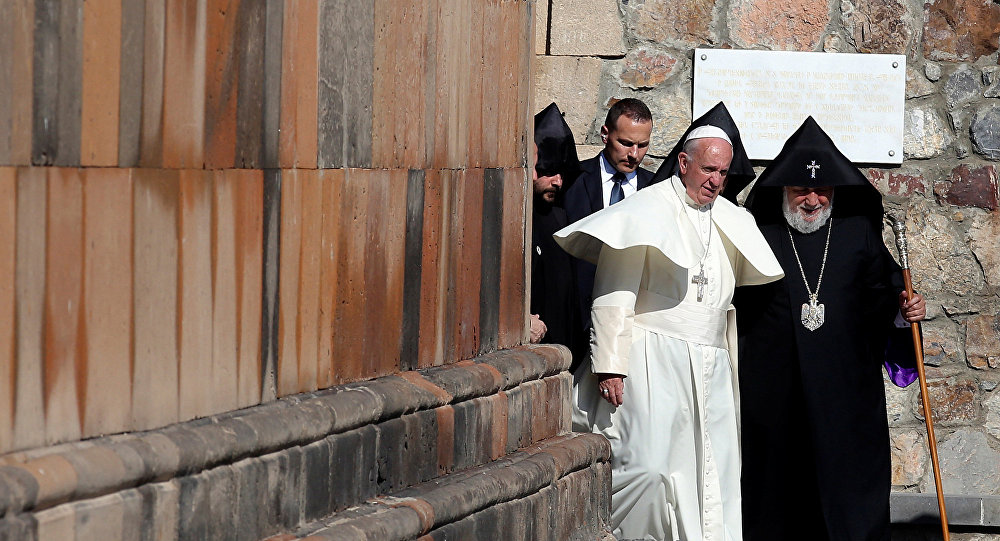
691, 265, 708, 302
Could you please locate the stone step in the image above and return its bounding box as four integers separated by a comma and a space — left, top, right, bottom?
266, 432, 612, 541
890, 492, 1000, 527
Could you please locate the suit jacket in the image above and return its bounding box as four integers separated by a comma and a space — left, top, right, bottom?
561, 153, 656, 368
564, 154, 656, 225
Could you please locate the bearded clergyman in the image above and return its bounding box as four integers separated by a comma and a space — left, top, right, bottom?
529, 102, 584, 355
555, 116, 783, 540
733, 117, 925, 541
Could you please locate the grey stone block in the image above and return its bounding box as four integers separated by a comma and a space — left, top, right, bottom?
549, 0, 625, 56
233, 458, 270, 541
984, 495, 1000, 526
262, 447, 303, 531
74, 493, 127, 541
401, 410, 439, 486
106, 441, 153, 486
61, 445, 127, 500
34, 502, 74, 540
971, 106, 1000, 160
114, 436, 167, 482
206, 466, 238, 541
506, 385, 532, 453
233, 402, 299, 453
891, 492, 996, 526
287, 398, 338, 443
329, 430, 359, 512
944, 66, 983, 109
118, 489, 143, 541
364, 376, 439, 420
374, 417, 408, 495
0, 513, 36, 541
136, 481, 179, 541
356, 426, 379, 504
210, 417, 261, 463
478, 350, 531, 388
934, 430, 1000, 495
161, 427, 210, 476
472, 502, 502, 539
177, 475, 211, 540
0, 465, 39, 514
452, 398, 489, 471
302, 439, 333, 522
317, 387, 383, 434
425, 514, 477, 540
903, 106, 954, 159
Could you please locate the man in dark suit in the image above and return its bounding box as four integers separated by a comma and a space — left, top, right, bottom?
564, 97, 656, 223
562, 98, 656, 369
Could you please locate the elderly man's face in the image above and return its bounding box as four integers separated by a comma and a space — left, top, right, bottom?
678, 138, 732, 206
783, 186, 834, 233
785, 186, 834, 222
600, 116, 652, 174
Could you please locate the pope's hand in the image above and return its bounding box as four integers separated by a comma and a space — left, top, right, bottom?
597, 374, 625, 407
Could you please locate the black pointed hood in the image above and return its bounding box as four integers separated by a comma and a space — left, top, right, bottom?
534, 103, 581, 191
744, 116, 883, 225
652, 101, 754, 202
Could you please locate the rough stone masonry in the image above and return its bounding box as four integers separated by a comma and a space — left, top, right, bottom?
534, 0, 1000, 525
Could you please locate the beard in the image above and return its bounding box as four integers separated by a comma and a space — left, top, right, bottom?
783, 193, 833, 234
535, 187, 558, 204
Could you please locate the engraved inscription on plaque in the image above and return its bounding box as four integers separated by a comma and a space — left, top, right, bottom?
693, 49, 905, 164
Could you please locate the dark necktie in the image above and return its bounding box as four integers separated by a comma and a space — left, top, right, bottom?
609, 172, 626, 206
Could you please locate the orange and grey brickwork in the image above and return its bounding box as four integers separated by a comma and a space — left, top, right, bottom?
0, 1, 612, 539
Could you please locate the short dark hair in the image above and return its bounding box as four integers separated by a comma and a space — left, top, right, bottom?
604, 98, 652, 130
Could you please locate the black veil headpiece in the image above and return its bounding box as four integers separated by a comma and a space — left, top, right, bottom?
744, 116, 883, 226
534, 103, 581, 192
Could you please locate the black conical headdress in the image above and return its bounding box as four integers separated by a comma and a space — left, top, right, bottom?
744, 116, 883, 225
534, 103, 581, 190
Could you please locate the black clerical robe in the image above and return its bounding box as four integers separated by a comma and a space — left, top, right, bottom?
734, 215, 903, 541
531, 201, 582, 359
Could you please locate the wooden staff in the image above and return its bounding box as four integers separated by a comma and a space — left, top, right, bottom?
886, 212, 949, 540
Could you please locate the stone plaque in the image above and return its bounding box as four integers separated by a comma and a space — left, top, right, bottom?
693, 49, 905, 164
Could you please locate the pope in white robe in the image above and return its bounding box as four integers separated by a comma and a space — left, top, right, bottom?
554, 127, 783, 541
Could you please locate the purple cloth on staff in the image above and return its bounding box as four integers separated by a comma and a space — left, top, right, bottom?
884, 325, 919, 387
884, 361, 918, 387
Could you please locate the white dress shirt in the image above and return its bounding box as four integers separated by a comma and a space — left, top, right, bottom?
599, 153, 638, 208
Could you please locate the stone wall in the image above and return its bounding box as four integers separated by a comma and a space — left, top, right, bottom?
534, 0, 1000, 524
0, 1, 615, 539
0, 345, 612, 541
0, 0, 536, 457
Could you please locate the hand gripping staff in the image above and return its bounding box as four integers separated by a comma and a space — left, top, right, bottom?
886, 211, 949, 540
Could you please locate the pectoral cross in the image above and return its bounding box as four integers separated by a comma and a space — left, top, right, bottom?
691, 265, 708, 302
806, 160, 821, 178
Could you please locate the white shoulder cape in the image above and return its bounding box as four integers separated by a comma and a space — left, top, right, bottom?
554, 177, 782, 286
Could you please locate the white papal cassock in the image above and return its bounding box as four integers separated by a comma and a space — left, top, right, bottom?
554, 177, 783, 541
